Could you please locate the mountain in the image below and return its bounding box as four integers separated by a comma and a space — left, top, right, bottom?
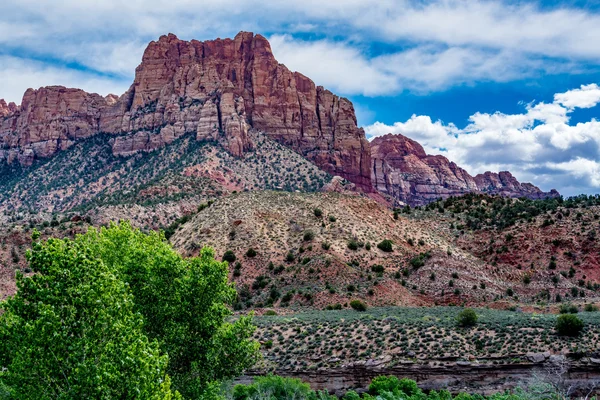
371, 133, 559, 206
0, 32, 371, 191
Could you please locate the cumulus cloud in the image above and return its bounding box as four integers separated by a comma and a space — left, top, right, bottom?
0, 56, 130, 104
2, 0, 600, 102
365, 85, 600, 196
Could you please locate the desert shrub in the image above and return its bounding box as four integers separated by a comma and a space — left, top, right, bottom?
313, 208, 323, 217
371, 265, 385, 274
350, 300, 367, 312
264, 310, 277, 316
223, 250, 237, 263
246, 248, 257, 257
584, 304, 599, 312
328, 215, 336, 222
377, 240, 393, 252
457, 308, 478, 327
303, 230, 315, 241
347, 240, 359, 251
559, 304, 579, 314
286, 252, 295, 262
325, 303, 343, 310
555, 314, 584, 336
321, 242, 331, 250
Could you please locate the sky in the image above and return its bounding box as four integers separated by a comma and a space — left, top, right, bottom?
1, 0, 599, 196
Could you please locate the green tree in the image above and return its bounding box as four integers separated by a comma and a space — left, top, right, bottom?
555, 314, 584, 336
0, 231, 177, 399
457, 308, 478, 328
76, 222, 260, 398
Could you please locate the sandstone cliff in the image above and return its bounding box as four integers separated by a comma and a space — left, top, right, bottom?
371, 133, 559, 206
0, 32, 372, 191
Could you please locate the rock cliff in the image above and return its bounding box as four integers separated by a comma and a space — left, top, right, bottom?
0, 32, 372, 191
371, 133, 559, 206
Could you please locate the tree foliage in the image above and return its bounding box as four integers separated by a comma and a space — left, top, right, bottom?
0, 222, 260, 399
555, 313, 584, 337
0, 230, 176, 399
457, 308, 478, 328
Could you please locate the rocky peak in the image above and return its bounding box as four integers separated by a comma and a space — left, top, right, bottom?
0, 99, 17, 117
0, 32, 372, 191
371, 133, 559, 206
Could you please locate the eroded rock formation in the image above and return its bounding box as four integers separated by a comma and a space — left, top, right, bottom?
0, 32, 372, 191
371, 133, 559, 206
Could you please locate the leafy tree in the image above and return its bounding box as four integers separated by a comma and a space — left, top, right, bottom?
350, 300, 367, 312
555, 314, 584, 336
76, 222, 260, 398
457, 308, 478, 328
368, 376, 420, 397
0, 230, 177, 399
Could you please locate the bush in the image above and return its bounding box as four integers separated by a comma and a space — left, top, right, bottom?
321, 242, 331, 250
584, 304, 599, 312
303, 230, 315, 241
234, 375, 314, 400
246, 248, 257, 257
350, 300, 367, 311
555, 313, 584, 336
328, 215, 336, 222
313, 208, 323, 218
368, 376, 420, 397
377, 240, 393, 252
286, 252, 295, 262
347, 240, 359, 251
559, 303, 579, 314
457, 308, 478, 327
223, 250, 236, 263
371, 264, 385, 274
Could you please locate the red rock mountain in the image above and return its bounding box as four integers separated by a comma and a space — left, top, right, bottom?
0, 32, 372, 190
371, 133, 559, 206
0, 32, 558, 203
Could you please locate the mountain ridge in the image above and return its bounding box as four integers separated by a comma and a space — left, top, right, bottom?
1, 32, 558, 205
371, 133, 559, 206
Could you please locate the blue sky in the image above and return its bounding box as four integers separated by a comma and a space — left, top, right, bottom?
1, 0, 599, 196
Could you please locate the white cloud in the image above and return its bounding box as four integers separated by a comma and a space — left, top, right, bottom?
1, 0, 600, 103
554, 84, 600, 110
0, 56, 130, 104
365, 84, 600, 195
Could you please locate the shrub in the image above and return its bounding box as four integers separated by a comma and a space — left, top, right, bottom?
286, 252, 295, 262
234, 375, 313, 400
328, 215, 336, 222
246, 248, 257, 258
303, 230, 315, 241
347, 240, 359, 251
584, 304, 599, 312
313, 208, 323, 217
321, 242, 331, 250
350, 300, 367, 311
457, 308, 478, 327
555, 314, 584, 336
559, 303, 579, 314
223, 250, 237, 263
369, 376, 420, 397
371, 265, 385, 274
264, 310, 277, 316
377, 240, 393, 252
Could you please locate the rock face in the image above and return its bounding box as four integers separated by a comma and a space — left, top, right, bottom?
0, 32, 372, 191
371, 133, 559, 206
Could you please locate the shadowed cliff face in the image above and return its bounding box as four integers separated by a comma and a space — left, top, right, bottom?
0, 32, 373, 191
371, 133, 559, 206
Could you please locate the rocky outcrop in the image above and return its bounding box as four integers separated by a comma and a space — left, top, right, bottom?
0, 32, 372, 191
371, 133, 559, 206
